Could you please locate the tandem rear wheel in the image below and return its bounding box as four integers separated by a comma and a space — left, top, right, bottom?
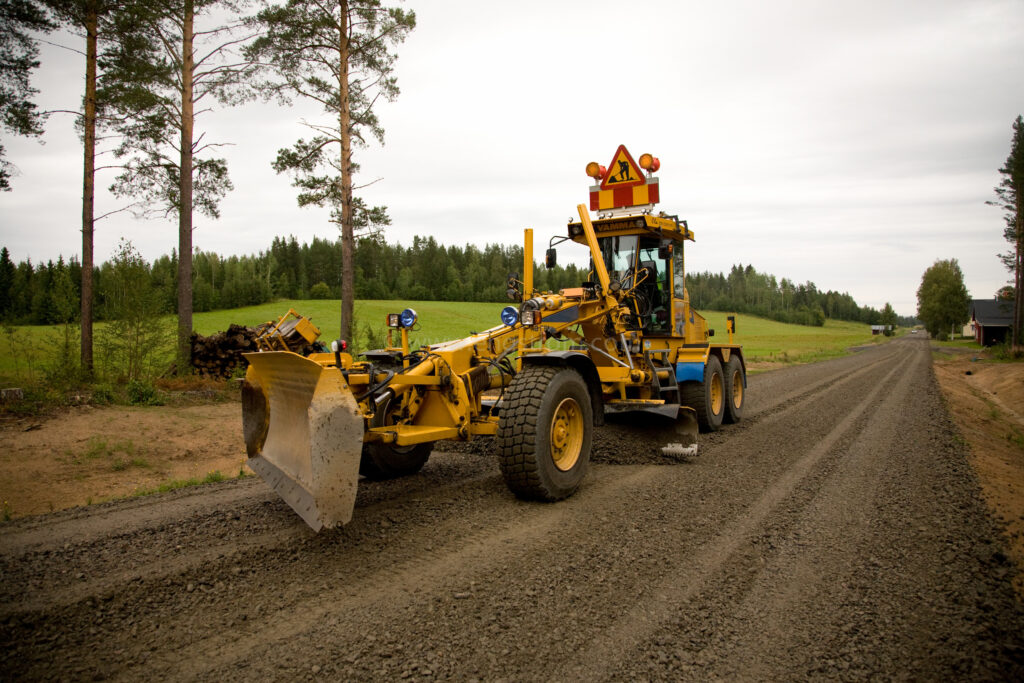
681, 355, 726, 432
497, 365, 592, 500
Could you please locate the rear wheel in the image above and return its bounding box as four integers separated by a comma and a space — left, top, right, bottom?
680, 355, 725, 432
360, 394, 432, 479
498, 365, 592, 500
724, 355, 745, 424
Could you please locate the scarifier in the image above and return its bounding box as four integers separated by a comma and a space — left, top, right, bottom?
242, 145, 746, 530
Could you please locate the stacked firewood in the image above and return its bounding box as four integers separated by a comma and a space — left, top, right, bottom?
189, 324, 259, 378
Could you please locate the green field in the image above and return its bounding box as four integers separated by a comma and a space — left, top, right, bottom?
0, 299, 891, 382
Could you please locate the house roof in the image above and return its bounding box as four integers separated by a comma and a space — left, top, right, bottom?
970, 299, 1015, 326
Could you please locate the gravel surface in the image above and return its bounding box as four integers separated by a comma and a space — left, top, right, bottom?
2, 337, 1022, 681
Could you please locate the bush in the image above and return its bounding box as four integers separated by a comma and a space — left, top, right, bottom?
309, 281, 332, 299
127, 379, 163, 406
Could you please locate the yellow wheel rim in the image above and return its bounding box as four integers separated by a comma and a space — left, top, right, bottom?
550, 397, 584, 471
710, 370, 724, 415
731, 370, 743, 409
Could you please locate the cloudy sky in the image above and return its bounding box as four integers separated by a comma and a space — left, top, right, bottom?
2, 0, 1022, 317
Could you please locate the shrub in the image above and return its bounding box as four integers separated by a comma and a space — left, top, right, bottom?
309, 281, 332, 299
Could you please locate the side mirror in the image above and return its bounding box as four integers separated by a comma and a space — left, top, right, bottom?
658, 245, 671, 260
727, 315, 736, 334
545, 248, 557, 268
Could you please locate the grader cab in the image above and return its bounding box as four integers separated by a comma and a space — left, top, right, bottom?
241, 145, 746, 530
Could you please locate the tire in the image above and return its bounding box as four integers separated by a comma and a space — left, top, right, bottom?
360, 394, 432, 480
723, 355, 745, 424
680, 355, 725, 432
497, 365, 592, 501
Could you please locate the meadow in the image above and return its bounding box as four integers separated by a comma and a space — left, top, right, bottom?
0, 298, 894, 383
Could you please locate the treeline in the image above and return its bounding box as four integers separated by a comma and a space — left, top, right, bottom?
687, 264, 914, 327
0, 239, 907, 328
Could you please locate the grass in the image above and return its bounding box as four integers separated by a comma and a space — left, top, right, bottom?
130, 470, 228, 498
1, 298, 891, 383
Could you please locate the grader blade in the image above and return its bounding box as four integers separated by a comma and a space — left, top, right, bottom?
242, 351, 364, 531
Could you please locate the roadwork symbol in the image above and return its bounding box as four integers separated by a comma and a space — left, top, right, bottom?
600, 145, 644, 190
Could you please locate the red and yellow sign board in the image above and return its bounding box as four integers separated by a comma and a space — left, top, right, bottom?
589, 144, 660, 211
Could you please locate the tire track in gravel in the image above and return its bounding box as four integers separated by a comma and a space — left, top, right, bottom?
197, 342, 919, 681
1, 465, 662, 681
553, 342, 911, 680
0, 453, 505, 615
610, 334, 931, 680
2, 344, 913, 679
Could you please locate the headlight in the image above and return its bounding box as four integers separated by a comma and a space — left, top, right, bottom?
387, 313, 400, 328
399, 308, 418, 328
500, 306, 519, 327
521, 310, 540, 326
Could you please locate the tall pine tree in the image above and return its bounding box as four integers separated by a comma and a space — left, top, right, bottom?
245, 0, 414, 342
103, 0, 258, 372
990, 115, 1024, 349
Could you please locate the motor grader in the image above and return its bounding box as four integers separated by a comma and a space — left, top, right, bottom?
241, 145, 746, 531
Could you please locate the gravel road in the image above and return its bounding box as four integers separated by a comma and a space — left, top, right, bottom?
2, 337, 1022, 681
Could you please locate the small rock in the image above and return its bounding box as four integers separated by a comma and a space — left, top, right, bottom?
311, 664, 321, 674
186, 583, 195, 593
453, 592, 471, 600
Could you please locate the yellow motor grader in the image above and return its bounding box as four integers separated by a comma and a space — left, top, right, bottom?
241, 145, 746, 530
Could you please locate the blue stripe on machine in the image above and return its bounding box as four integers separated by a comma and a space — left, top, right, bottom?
544, 305, 579, 324
676, 361, 704, 383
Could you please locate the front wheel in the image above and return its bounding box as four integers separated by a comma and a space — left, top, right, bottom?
497, 365, 592, 501
360, 395, 432, 480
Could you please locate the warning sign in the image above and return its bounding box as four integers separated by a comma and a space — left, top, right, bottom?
600, 144, 644, 190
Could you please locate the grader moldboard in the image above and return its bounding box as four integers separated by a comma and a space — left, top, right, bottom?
242, 145, 746, 531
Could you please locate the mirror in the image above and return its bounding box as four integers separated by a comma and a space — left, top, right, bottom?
545, 248, 557, 268
658, 245, 671, 260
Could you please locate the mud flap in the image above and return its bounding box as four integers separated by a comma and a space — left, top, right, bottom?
242, 352, 364, 531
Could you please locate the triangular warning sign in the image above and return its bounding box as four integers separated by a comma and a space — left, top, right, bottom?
600, 144, 644, 190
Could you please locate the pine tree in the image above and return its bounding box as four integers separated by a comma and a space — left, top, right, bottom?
989, 115, 1024, 349
103, 0, 258, 373
245, 0, 414, 342
0, 0, 54, 190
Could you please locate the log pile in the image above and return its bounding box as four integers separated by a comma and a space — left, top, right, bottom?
189, 324, 259, 378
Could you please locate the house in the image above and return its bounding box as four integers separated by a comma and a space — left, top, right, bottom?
969, 298, 1015, 346
870, 325, 892, 335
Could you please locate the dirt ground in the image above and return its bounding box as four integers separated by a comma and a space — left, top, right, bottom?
1, 337, 1023, 681
931, 346, 1024, 594
0, 402, 249, 518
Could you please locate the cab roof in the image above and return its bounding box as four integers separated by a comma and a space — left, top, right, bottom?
567, 213, 694, 245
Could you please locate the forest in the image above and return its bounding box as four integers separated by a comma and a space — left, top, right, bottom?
0, 236, 910, 329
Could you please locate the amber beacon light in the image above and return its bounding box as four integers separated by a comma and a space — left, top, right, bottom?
638, 153, 660, 173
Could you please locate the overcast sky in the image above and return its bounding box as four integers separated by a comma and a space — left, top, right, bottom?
2, 0, 1022, 317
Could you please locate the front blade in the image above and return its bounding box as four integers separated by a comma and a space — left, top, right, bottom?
243, 351, 364, 530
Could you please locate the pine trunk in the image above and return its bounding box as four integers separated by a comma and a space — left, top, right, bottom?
1015, 205, 1022, 349
338, 0, 354, 342
177, 0, 195, 373
80, 6, 97, 377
